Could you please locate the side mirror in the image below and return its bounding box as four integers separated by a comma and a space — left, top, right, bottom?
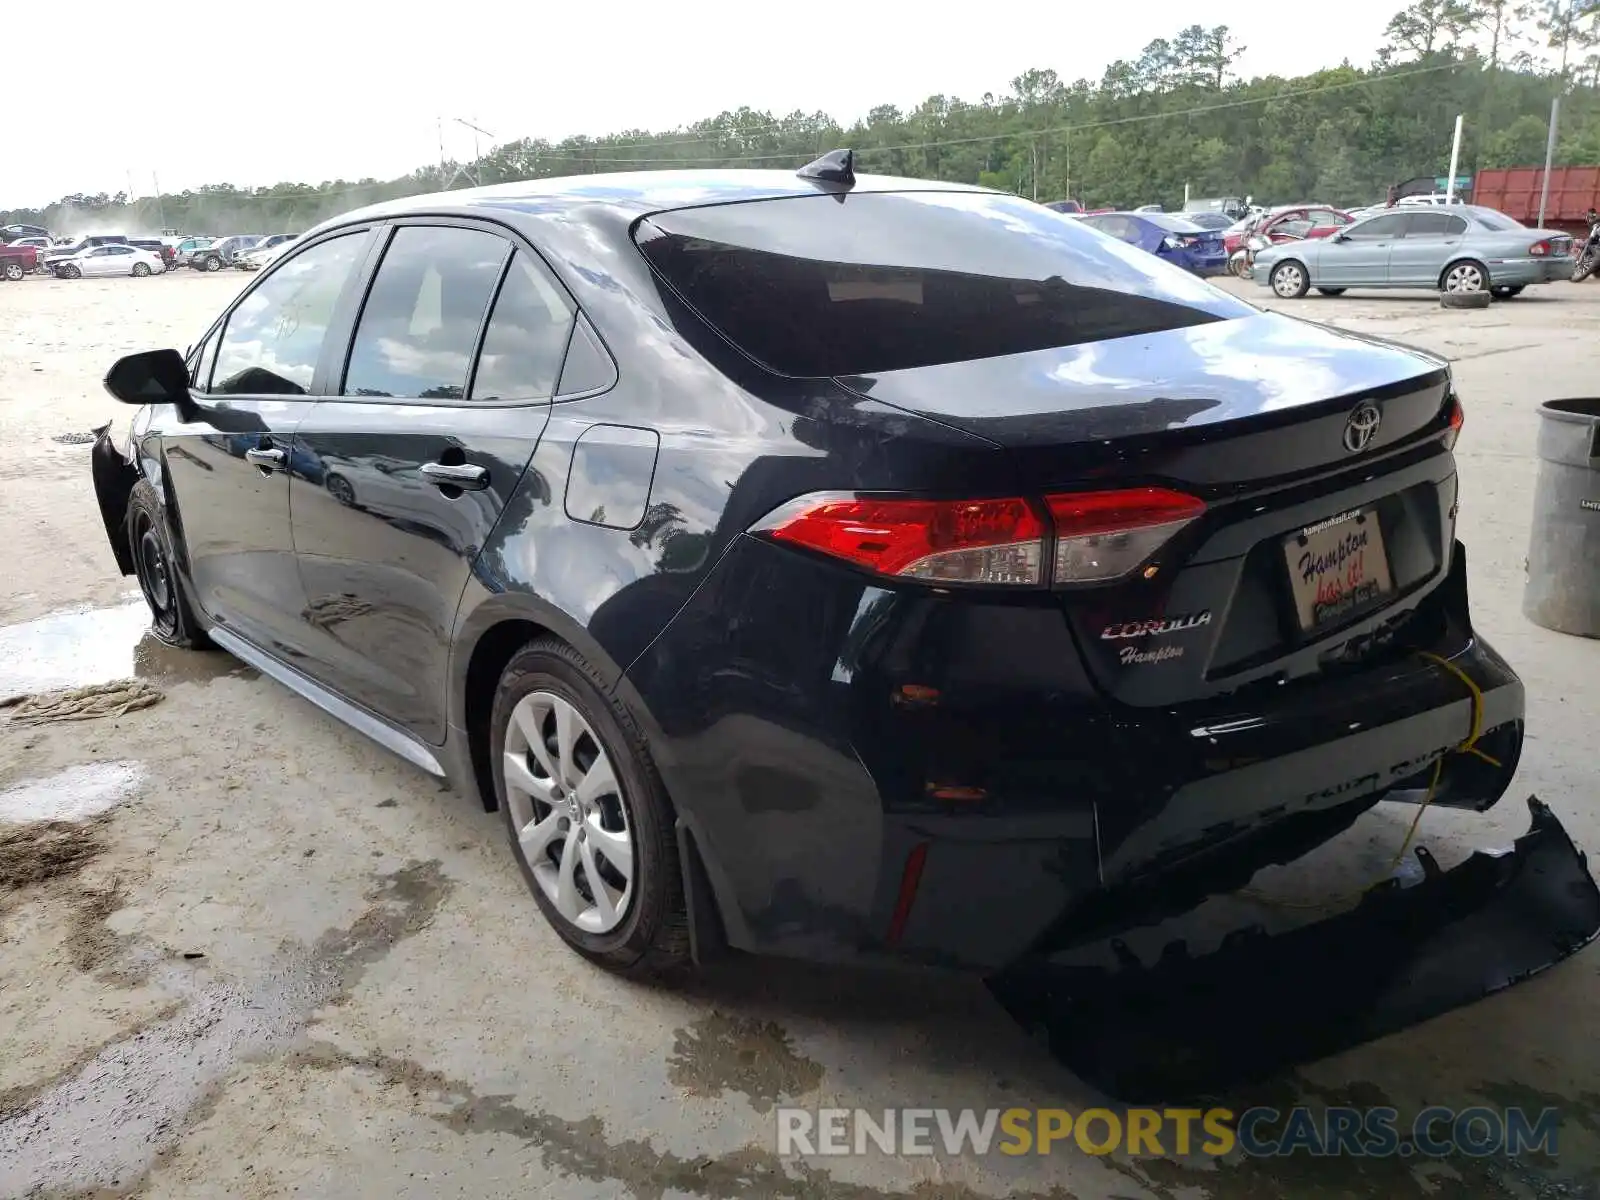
103, 349, 197, 421
1332, 232, 1350, 243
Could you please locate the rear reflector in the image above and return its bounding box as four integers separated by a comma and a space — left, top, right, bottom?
754, 486, 1206, 587
754, 493, 1046, 585
1046, 488, 1205, 584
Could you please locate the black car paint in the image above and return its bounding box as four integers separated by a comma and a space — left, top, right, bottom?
94, 170, 1523, 971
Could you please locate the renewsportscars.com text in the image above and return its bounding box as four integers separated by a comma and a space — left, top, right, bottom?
776, 1105, 1560, 1158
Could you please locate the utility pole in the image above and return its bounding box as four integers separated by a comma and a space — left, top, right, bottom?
1445, 114, 1464, 205
153, 172, 166, 232
453, 118, 495, 187
1538, 95, 1561, 227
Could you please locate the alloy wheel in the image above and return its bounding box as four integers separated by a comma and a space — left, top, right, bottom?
1271, 263, 1304, 297
132, 509, 179, 639
1444, 263, 1485, 293
2, 262, 23, 282
503, 690, 634, 934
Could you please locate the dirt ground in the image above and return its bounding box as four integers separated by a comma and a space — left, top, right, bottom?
2, 268, 1599, 1199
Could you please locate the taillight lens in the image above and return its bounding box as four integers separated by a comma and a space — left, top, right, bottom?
754, 486, 1206, 587
1045, 487, 1206, 584
1445, 393, 1464, 449
1529, 240, 1551, 256
754, 493, 1046, 585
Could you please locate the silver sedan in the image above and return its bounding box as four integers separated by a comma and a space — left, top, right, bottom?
1253, 205, 1574, 300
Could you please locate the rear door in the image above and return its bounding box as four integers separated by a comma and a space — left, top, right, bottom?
1387, 211, 1467, 286
160, 229, 375, 659
289, 220, 576, 743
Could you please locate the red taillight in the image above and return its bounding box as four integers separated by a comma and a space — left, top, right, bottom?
753, 486, 1205, 587
1044, 487, 1205, 584
1529, 240, 1552, 256
755, 493, 1046, 584
1445, 393, 1464, 449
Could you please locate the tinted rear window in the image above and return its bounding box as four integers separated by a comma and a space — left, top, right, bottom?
635, 191, 1251, 378
1141, 212, 1205, 233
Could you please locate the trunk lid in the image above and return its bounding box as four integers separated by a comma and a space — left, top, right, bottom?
842, 312, 1458, 707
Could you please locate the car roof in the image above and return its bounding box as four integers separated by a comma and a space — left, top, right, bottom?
324, 169, 1001, 230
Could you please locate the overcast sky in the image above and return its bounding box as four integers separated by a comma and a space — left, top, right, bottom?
8, 0, 1408, 209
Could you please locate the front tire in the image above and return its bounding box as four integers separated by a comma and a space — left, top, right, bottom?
127, 481, 209, 649
2, 261, 24, 282
491, 639, 689, 976
60, 264, 81, 279
1271, 261, 1310, 299
132, 261, 151, 278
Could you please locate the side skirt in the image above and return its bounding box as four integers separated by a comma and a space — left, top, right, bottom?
207, 625, 446, 778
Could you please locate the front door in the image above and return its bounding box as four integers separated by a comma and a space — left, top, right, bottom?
290, 221, 576, 743
1316, 212, 1408, 287
1386, 211, 1468, 287
160, 229, 375, 660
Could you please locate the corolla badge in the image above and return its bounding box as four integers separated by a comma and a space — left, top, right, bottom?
1342, 401, 1382, 454
1101, 612, 1213, 640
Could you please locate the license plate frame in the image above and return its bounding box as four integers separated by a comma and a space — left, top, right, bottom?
1283, 507, 1394, 633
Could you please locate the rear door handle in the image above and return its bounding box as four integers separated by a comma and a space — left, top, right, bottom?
419, 461, 489, 491
245, 447, 286, 469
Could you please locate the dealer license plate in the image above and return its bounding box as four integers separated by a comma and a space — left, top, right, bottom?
1283, 508, 1394, 632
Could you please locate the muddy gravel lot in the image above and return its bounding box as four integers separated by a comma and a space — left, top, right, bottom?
2, 268, 1600, 1199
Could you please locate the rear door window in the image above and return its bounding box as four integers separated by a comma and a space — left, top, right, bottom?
468, 251, 576, 401
211, 232, 368, 396
635, 190, 1250, 378
1348, 214, 1408, 239
343, 225, 509, 400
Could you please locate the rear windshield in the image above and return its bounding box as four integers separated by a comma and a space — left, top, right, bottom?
1141, 212, 1209, 233
635, 190, 1252, 378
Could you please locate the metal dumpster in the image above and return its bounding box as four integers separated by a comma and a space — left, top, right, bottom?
1524, 398, 1600, 638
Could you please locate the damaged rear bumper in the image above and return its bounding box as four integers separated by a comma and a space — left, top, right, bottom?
990, 796, 1600, 1100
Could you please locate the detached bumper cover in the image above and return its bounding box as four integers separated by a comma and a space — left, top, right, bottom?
991, 796, 1600, 1100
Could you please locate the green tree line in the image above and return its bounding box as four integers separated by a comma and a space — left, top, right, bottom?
9, 0, 1600, 235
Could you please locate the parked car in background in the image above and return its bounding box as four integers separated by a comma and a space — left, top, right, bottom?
0, 242, 40, 280
1227, 206, 1354, 256
1254, 205, 1573, 299
1182, 211, 1234, 231
6, 235, 54, 271
51, 243, 166, 279
1398, 193, 1467, 207
1, 223, 52, 242
189, 235, 266, 271
171, 237, 216, 269
236, 236, 300, 271
1182, 195, 1248, 219
1042, 199, 1084, 214
1078, 210, 1228, 275
41, 235, 131, 272
129, 238, 179, 269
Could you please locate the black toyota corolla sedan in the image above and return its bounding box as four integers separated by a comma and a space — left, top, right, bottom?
91, 154, 1523, 977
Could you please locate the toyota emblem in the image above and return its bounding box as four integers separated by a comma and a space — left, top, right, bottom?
1342, 401, 1382, 453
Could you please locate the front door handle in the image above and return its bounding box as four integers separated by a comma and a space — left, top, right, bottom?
419, 461, 489, 491
245, 447, 286, 469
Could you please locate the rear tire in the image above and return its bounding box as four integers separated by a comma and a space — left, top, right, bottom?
1316, 287, 1346, 296
1572, 253, 1597, 283
127, 481, 210, 649
203, 255, 222, 272
1441, 290, 1492, 310
1439, 259, 1487, 294
1270, 261, 1310, 299
132, 262, 151, 278
491, 638, 690, 977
